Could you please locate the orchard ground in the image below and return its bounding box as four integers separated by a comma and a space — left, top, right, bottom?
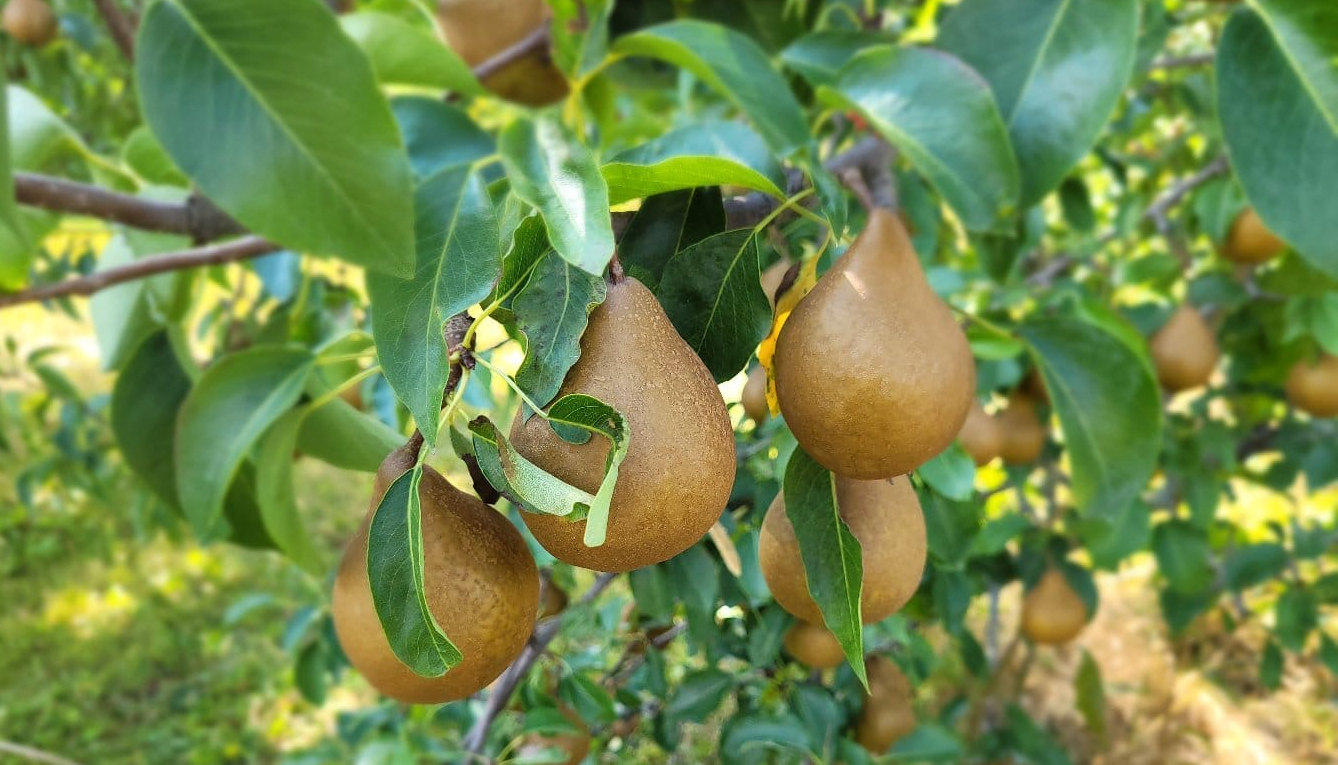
2, 298, 1335, 765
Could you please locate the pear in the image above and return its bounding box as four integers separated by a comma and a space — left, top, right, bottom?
517, 701, 590, 765
332, 445, 539, 704
538, 576, 568, 620
1221, 207, 1286, 265
436, 0, 568, 106
1020, 367, 1050, 404
853, 656, 916, 754
3, 0, 57, 47
783, 621, 847, 670
1149, 305, 1219, 392
760, 475, 925, 624
509, 277, 736, 572
958, 399, 1004, 466
1286, 354, 1338, 418
997, 396, 1046, 465
741, 365, 769, 423
1021, 568, 1088, 645
774, 208, 975, 479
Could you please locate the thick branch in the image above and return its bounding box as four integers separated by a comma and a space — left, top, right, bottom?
90, 0, 137, 62
14, 173, 243, 241
0, 236, 274, 309
461, 572, 618, 757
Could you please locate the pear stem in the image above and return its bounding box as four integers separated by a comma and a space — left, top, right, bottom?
839, 167, 878, 214
608, 251, 626, 284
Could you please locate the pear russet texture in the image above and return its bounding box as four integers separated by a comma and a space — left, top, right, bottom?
854, 656, 916, 754
760, 475, 926, 625
332, 446, 539, 704
1021, 568, 1088, 645
510, 277, 736, 572
774, 208, 975, 479
1149, 305, 1220, 392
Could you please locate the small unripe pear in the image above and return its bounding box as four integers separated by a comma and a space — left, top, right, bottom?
853, 656, 915, 754
957, 399, 1004, 466
741, 365, 769, 423
3, 0, 58, 47
1221, 207, 1286, 265
1149, 306, 1219, 392
996, 396, 1045, 465
1285, 354, 1338, 418
782, 621, 847, 669
1021, 568, 1088, 645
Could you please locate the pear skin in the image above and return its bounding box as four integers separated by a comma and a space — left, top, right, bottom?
1021, 568, 1088, 645
997, 396, 1046, 465
3, 0, 57, 47
958, 399, 1004, 466
783, 621, 847, 669
760, 476, 925, 624
1149, 306, 1219, 392
854, 656, 916, 754
774, 208, 975, 479
1286, 354, 1338, 418
510, 277, 736, 572
436, 0, 568, 106
1222, 207, 1286, 265
741, 365, 769, 423
332, 446, 539, 704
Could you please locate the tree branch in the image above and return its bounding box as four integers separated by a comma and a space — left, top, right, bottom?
89, 0, 137, 62
1150, 53, 1214, 70
1141, 155, 1230, 225
461, 572, 618, 757
14, 173, 244, 242
0, 236, 275, 309
0, 740, 87, 765
471, 23, 552, 82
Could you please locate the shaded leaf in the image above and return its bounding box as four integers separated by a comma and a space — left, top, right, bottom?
603, 121, 786, 204
512, 252, 607, 408
618, 187, 726, 290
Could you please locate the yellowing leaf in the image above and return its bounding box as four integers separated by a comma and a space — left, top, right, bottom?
758, 255, 820, 415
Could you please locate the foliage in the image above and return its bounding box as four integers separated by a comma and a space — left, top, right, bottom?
2, 0, 1337, 762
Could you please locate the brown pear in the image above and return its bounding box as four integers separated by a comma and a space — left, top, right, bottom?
436, 0, 568, 106
3, 0, 57, 47
1021, 568, 1088, 645
958, 399, 1004, 466
783, 621, 847, 670
1222, 207, 1286, 265
741, 364, 769, 423
997, 396, 1046, 465
853, 656, 916, 754
774, 208, 975, 479
760, 476, 925, 624
509, 277, 735, 572
518, 702, 590, 765
332, 446, 539, 704
1150, 305, 1219, 392
1286, 354, 1338, 418
1020, 368, 1050, 404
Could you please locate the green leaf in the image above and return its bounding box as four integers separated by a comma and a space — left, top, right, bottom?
782, 447, 867, 686
1259, 639, 1284, 690
889, 724, 964, 761
368, 166, 500, 447
938, 0, 1139, 207
780, 30, 895, 87
657, 228, 772, 383
136, 0, 414, 274
340, 11, 482, 93
391, 97, 494, 181
500, 116, 614, 276
7, 85, 86, 170
1003, 705, 1074, 765
603, 121, 786, 204
1081, 500, 1151, 570
368, 467, 462, 678
664, 668, 734, 722
820, 47, 1019, 232
468, 417, 596, 519
0, 65, 25, 292
1224, 543, 1289, 591
922, 491, 979, 567
1274, 586, 1318, 652
618, 188, 726, 290
294, 642, 328, 705
90, 225, 195, 371
1019, 315, 1161, 520
1217, 2, 1338, 276
512, 251, 608, 408
1319, 633, 1338, 677
254, 408, 325, 573
916, 444, 976, 502
176, 346, 315, 541
545, 394, 630, 548
720, 712, 812, 761
112, 332, 194, 511
614, 20, 808, 153
122, 126, 187, 186
1152, 521, 1214, 595
1075, 650, 1107, 744
296, 398, 402, 473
